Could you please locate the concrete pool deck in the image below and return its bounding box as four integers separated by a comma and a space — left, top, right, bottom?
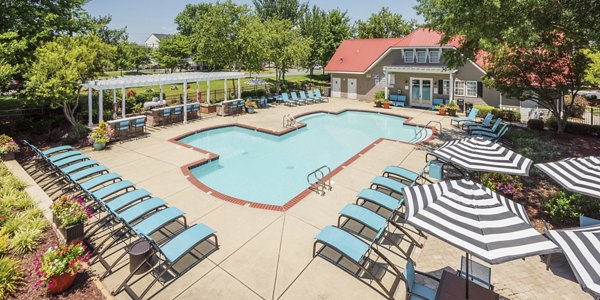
65, 98, 590, 299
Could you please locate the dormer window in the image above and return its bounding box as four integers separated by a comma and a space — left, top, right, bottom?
404, 50, 414, 63
416, 50, 427, 63
429, 50, 440, 63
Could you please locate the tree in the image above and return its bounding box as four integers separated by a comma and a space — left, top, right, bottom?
154, 35, 190, 73
264, 19, 310, 85
253, 0, 307, 24
0, 32, 27, 90
416, 0, 600, 133
584, 49, 600, 88
298, 6, 327, 75
129, 44, 152, 73
23, 35, 114, 128
237, 15, 269, 75
356, 7, 416, 39
175, 3, 213, 36
320, 9, 353, 73
112, 42, 134, 75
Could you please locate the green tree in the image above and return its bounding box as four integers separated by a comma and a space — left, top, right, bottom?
175, 3, 213, 36
112, 42, 134, 76
356, 7, 416, 39
584, 49, 600, 88
253, 0, 307, 24
154, 35, 190, 73
0, 32, 27, 90
129, 44, 152, 73
320, 9, 353, 73
416, 0, 600, 133
23, 35, 114, 128
237, 15, 269, 75
298, 6, 327, 75
264, 19, 310, 86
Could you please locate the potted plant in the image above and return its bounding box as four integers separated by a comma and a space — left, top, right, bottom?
436, 104, 447, 115
374, 91, 385, 107
446, 100, 459, 116
87, 121, 114, 150
32, 242, 90, 294
382, 99, 391, 109
51, 195, 90, 243
0, 134, 19, 161
245, 99, 258, 114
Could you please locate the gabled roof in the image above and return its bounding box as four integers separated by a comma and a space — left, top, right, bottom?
325, 28, 486, 73
150, 33, 174, 41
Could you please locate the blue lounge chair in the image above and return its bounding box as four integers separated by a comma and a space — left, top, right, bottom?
469, 117, 502, 134
462, 113, 494, 129
48, 150, 82, 163
355, 188, 404, 216
471, 123, 508, 141
580, 216, 600, 227
104, 189, 152, 212
290, 92, 306, 105
431, 98, 444, 110
450, 108, 479, 127
389, 95, 406, 107
315, 89, 329, 102
313, 226, 402, 299
52, 154, 89, 168
113, 223, 218, 299
90, 180, 135, 201
370, 176, 409, 196
281, 93, 295, 106
338, 204, 414, 257
69, 166, 108, 182
41, 145, 73, 156
60, 160, 99, 174
299, 91, 314, 104
307, 90, 322, 102
79, 173, 121, 191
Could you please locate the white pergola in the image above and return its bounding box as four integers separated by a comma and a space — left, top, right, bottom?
82, 72, 245, 126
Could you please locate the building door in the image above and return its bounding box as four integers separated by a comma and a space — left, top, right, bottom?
409, 78, 433, 107
347, 78, 357, 99
332, 77, 341, 98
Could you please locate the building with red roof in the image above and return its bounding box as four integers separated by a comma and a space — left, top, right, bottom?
324, 28, 518, 108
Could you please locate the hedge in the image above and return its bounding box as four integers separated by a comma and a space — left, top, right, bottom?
527, 119, 544, 130
545, 117, 600, 136
473, 105, 521, 122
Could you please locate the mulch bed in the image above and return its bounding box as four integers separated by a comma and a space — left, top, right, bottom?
12, 230, 105, 300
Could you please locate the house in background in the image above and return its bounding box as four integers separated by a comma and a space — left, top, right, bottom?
324, 28, 519, 109
144, 33, 173, 49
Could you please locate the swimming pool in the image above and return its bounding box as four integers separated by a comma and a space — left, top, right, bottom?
177, 110, 431, 207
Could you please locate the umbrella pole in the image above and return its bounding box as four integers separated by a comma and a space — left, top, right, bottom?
466, 252, 470, 299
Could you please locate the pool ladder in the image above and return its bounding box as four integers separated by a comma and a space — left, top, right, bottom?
283, 114, 297, 128
410, 120, 442, 143
307, 165, 332, 196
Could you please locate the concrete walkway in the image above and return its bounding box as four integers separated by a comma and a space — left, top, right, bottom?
68, 98, 589, 299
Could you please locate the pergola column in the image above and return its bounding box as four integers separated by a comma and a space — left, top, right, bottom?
207, 80, 211, 104
224, 79, 228, 101
112, 89, 117, 118
160, 84, 163, 101
88, 88, 93, 126
98, 89, 103, 123
183, 81, 188, 124
237, 78, 241, 99
121, 87, 126, 118
449, 72, 454, 103
384, 71, 389, 100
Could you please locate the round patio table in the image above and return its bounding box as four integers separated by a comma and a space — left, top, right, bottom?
129, 239, 156, 274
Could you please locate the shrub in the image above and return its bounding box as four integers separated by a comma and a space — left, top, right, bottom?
0, 135, 19, 155
1, 189, 34, 211
565, 95, 588, 118
480, 173, 523, 197
10, 227, 42, 255
2, 218, 27, 236
507, 128, 560, 162
473, 105, 494, 118
473, 105, 521, 122
545, 117, 600, 136
0, 256, 23, 299
0, 230, 9, 255
374, 90, 385, 100
542, 191, 599, 226
527, 119, 545, 130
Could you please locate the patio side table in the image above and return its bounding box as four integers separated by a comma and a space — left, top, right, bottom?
129, 239, 156, 274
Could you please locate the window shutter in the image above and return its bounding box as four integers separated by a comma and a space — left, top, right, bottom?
477, 81, 483, 97
438, 80, 444, 94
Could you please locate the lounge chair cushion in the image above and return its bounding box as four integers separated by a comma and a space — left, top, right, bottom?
383, 166, 420, 182
118, 198, 166, 224
106, 189, 151, 212
49, 150, 81, 162
133, 207, 184, 235
69, 166, 107, 182
53, 154, 89, 168
60, 160, 98, 174
316, 226, 369, 263
372, 176, 409, 194
160, 224, 216, 262
41, 145, 73, 156
79, 173, 120, 190
339, 204, 386, 239
357, 189, 403, 211
91, 180, 134, 200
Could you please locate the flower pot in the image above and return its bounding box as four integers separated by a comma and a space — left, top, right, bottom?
92, 142, 106, 151
447, 109, 457, 117
247, 107, 255, 114
60, 222, 84, 244
375, 100, 382, 108
438, 109, 446, 115
0, 152, 14, 161
47, 272, 76, 294
383, 103, 390, 109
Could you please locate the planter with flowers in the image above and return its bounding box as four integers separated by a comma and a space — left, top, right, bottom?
0, 134, 20, 161
32, 242, 90, 294
87, 121, 114, 151
446, 100, 459, 117
51, 195, 90, 243
435, 104, 447, 115
245, 100, 258, 114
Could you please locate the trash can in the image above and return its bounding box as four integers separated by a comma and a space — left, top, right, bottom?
457, 98, 465, 113
325, 87, 331, 97
465, 102, 474, 115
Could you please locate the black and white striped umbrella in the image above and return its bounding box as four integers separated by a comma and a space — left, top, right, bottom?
536, 156, 600, 198
403, 180, 559, 264
431, 137, 533, 176
547, 224, 600, 297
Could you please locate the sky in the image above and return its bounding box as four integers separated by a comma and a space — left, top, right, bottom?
83, 0, 423, 44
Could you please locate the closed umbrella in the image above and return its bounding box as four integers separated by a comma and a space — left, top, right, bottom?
245, 77, 267, 97
536, 156, 600, 198
431, 137, 533, 176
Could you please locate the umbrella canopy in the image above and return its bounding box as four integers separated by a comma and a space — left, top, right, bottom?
403, 180, 559, 264
535, 156, 600, 198
431, 137, 533, 176
245, 77, 267, 85
547, 224, 600, 297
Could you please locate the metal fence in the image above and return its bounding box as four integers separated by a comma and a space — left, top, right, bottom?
568, 107, 600, 126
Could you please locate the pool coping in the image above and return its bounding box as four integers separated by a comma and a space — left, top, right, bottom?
169, 109, 438, 211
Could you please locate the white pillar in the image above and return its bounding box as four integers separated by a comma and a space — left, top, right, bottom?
499, 93, 503, 109
112, 89, 117, 118
224, 79, 228, 101
98, 89, 103, 123
237, 78, 241, 99
384, 71, 389, 100
160, 84, 163, 101
196, 81, 200, 102
449, 72, 454, 103
88, 88, 93, 126
183, 81, 188, 124
207, 80, 211, 104
121, 88, 126, 118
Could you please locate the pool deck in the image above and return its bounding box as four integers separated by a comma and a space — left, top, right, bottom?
71, 98, 590, 299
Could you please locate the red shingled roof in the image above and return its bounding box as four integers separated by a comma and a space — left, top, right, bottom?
325, 28, 486, 73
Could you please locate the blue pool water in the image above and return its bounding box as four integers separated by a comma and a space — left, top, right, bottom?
178, 111, 431, 206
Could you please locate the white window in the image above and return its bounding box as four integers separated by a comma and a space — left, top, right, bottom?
429, 50, 440, 63
443, 80, 450, 95
388, 73, 395, 85
404, 50, 414, 63
454, 80, 465, 96
466, 81, 478, 97
416, 50, 427, 63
